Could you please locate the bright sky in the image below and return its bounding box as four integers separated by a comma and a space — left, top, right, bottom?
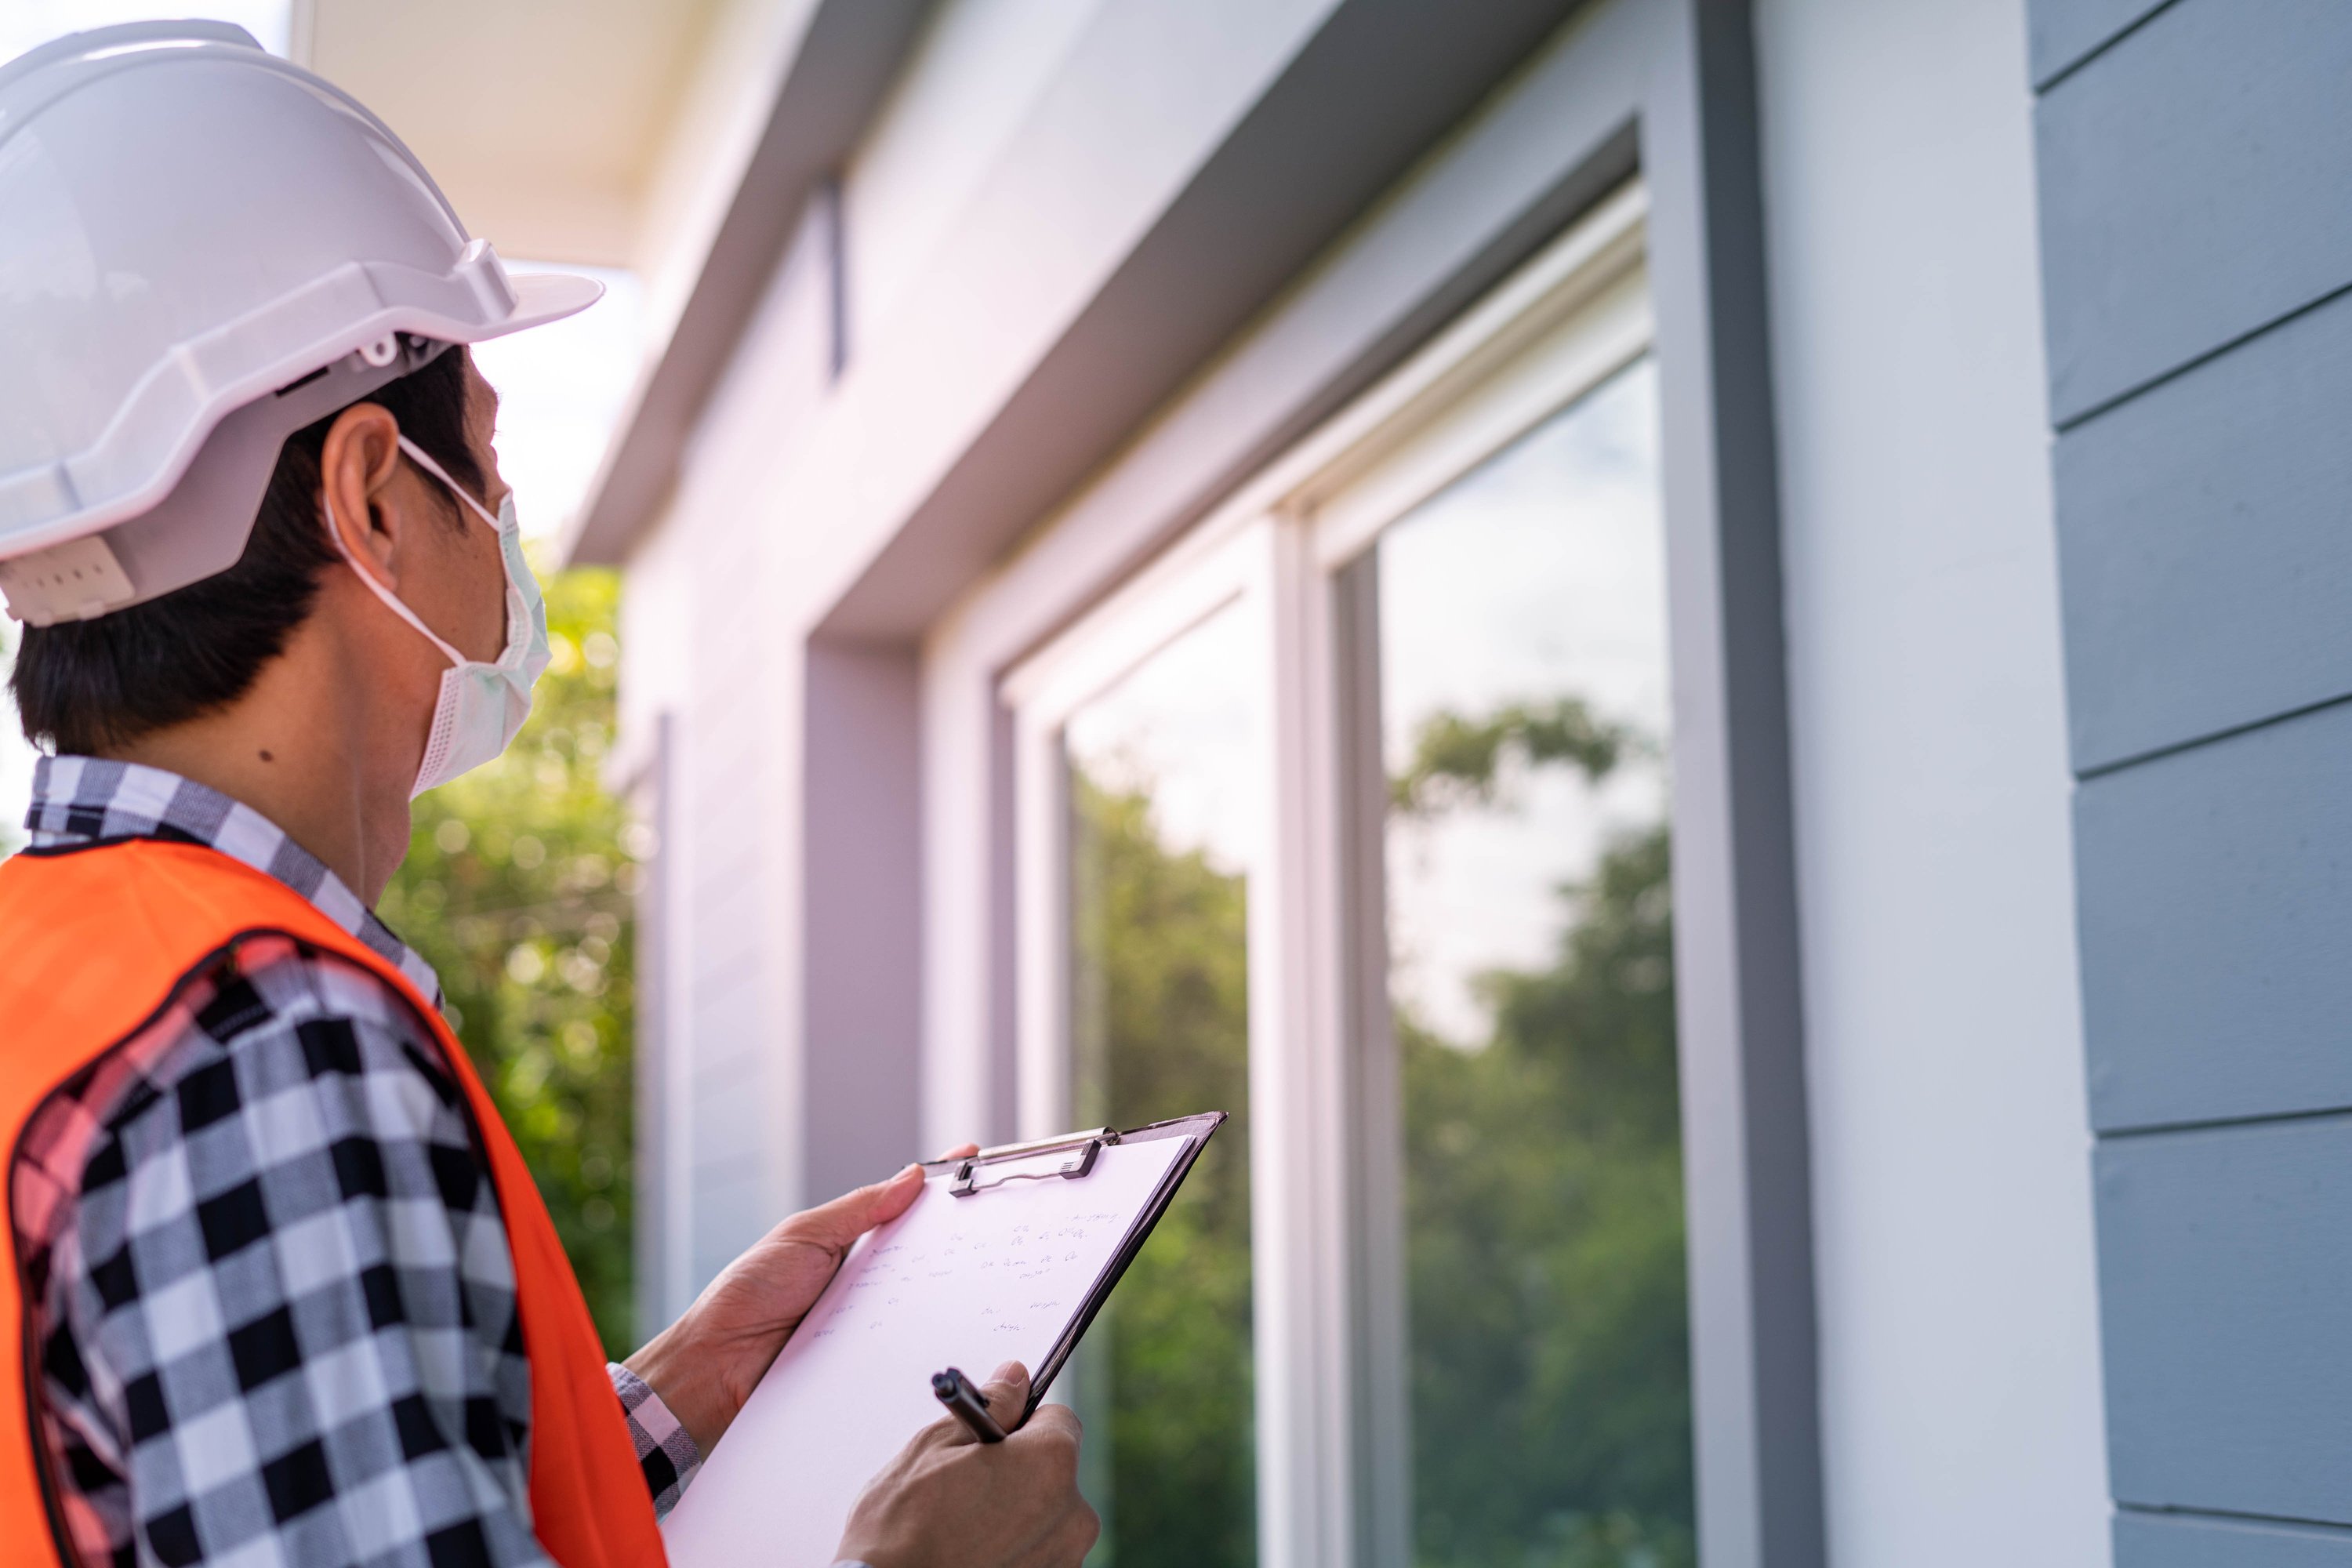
0, 1, 290, 58
473, 263, 647, 542
0, 6, 645, 843
1377, 358, 1668, 1046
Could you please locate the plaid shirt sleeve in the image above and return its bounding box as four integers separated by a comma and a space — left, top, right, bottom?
16, 938, 700, 1567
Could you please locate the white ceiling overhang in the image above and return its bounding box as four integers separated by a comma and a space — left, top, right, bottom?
300, 0, 728, 268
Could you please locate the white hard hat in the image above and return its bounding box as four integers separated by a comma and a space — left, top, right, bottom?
0, 20, 602, 626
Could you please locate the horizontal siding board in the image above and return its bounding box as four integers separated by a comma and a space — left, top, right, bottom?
2075, 701, 2352, 1131
2097, 1117, 2352, 1523
2056, 289, 2352, 771
2118, 1511, 2352, 1567
2034, 0, 2352, 423
2029, 0, 2171, 86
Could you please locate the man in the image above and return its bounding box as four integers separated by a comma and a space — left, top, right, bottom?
0, 22, 1097, 1568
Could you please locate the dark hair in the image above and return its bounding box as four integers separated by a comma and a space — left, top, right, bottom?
11, 344, 485, 757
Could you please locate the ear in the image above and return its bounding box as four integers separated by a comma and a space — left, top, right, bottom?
316, 401, 409, 590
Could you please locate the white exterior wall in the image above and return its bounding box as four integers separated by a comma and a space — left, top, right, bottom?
619, 195, 836, 1312
1753, 1, 2111, 1563
613, 505, 692, 1327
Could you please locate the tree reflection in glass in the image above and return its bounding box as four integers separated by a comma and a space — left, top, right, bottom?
1064, 602, 1258, 1567
1376, 357, 1694, 1568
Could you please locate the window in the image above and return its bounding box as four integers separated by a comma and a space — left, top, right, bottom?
1004, 183, 1677, 1566
1356, 359, 1690, 1566
1065, 604, 1259, 1566
1005, 529, 1272, 1562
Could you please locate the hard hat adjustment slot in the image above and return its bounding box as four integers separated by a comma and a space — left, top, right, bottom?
0, 534, 137, 626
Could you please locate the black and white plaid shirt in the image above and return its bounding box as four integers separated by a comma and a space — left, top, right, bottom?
13, 757, 699, 1567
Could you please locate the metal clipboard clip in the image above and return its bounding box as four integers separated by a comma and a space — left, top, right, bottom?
949, 1127, 1121, 1197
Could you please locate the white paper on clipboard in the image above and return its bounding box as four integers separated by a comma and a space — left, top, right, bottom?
660, 1134, 1193, 1566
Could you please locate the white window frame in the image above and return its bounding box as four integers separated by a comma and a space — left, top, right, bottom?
998, 181, 1654, 1568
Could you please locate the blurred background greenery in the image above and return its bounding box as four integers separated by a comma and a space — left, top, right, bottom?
377, 558, 641, 1356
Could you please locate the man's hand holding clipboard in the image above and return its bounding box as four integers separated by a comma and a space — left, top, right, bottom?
659, 1112, 1229, 1566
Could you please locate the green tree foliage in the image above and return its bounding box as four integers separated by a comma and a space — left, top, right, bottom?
1398, 703, 1692, 1568
1391, 698, 1632, 819
376, 563, 638, 1356
1069, 774, 1257, 1568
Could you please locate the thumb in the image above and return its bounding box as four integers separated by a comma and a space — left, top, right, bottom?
979, 1359, 1033, 1427
788, 1163, 927, 1250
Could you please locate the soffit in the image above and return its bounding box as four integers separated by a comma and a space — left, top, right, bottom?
302, 0, 725, 266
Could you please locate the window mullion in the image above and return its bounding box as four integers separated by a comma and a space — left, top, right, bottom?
1331, 553, 1414, 1568
1243, 513, 1360, 1566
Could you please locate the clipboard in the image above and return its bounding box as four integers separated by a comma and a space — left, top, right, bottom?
661, 1111, 1228, 1565
923, 1111, 1228, 1421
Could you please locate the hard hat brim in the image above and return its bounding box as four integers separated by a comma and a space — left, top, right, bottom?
482, 272, 607, 339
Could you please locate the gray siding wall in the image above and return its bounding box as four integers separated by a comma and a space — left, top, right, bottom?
2032, 0, 2352, 1559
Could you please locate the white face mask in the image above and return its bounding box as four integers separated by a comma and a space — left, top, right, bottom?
322, 434, 551, 797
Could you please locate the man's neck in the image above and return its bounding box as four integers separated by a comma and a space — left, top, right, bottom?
100, 614, 418, 903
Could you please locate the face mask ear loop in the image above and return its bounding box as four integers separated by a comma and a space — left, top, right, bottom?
320, 490, 468, 668
397, 434, 502, 531
397, 434, 532, 657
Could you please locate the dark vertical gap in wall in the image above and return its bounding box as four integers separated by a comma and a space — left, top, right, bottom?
988, 695, 1021, 1146
822, 174, 850, 382
803, 641, 924, 1194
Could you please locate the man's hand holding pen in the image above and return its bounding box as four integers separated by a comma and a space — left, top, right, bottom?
837, 1360, 1099, 1568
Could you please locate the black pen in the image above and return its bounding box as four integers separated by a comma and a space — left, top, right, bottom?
931, 1367, 1007, 1443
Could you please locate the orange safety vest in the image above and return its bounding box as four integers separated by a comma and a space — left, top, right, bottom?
0, 838, 665, 1566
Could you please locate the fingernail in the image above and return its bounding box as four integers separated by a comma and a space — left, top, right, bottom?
991, 1360, 1021, 1382
898, 1163, 921, 1178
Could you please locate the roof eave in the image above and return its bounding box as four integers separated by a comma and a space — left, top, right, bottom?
561, 0, 935, 568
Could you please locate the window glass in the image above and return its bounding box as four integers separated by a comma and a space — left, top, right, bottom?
1375, 357, 1693, 1567
1063, 601, 1258, 1567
